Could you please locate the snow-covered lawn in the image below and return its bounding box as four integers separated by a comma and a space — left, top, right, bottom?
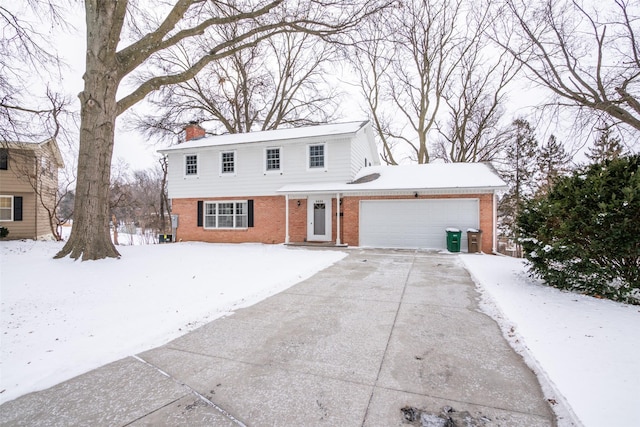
461, 254, 640, 427
0, 238, 346, 404
1, 238, 638, 427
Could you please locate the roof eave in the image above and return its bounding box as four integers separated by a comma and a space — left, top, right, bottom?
278, 185, 508, 195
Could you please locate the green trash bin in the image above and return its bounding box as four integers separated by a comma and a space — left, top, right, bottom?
445, 228, 462, 252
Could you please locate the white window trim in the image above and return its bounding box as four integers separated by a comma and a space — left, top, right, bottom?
264, 146, 283, 174
203, 200, 248, 230
184, 153, 199, 178
219, 150, 237, 176
0, 195, 13, 222
307, 143, 327, 172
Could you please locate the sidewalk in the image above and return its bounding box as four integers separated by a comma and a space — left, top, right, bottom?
0, 249, 555, 426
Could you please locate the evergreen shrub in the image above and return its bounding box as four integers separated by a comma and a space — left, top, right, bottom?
517, 155, 640, 304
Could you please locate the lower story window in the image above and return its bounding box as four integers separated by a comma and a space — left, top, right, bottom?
204, 201, 248, 229
0, 196, 12, 221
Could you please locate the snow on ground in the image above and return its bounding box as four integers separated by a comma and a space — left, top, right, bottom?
2, 237, 638, 427
461, 254, 640, 427
0, 237, 346, 404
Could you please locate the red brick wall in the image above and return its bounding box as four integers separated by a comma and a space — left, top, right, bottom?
172, 196, 286, 243
184, 124, 206, 141
341, 194, 496, 252
173, 193, 497, 252
288, 198, 307, 242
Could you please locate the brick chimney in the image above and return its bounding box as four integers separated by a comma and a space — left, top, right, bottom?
184, 121, 206, 142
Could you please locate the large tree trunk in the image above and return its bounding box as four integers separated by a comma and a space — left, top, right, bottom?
55, 1, 122, 260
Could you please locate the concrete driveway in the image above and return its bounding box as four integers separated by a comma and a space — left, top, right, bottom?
0, 249, 555, 426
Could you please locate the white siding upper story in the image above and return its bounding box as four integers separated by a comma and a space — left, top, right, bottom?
159, 121, 380, 199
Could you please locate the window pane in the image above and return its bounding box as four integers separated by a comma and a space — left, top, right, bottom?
266, 148, 280, 170
309, 145, 324, 168
218, 215, 233, 227
218, 202, 234, 227
0, 197, 11, 220
236, 215, 247, 228
185, 155, 197, 175
235, 202, 247, 228
219, 203, 233, 214
204, 203, 216, 228
205, 216, 216, 228
222, 152, 234, 173
203, 201, 248, 229
0, 149, 7, 170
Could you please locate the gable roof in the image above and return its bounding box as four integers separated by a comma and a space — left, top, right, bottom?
158, 121, 370, 153
1, 138, 64, 168
278, 162, 508, 194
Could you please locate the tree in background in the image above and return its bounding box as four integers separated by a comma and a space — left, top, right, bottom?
434, 46, 519, 163
132, 30, 341, 143
52, 0, 390, 260
586, 124, 626, 164
497, 0, 640, 134
517, 155, 640, 304
536, 134, 572, 195
108, 160, 170, 245
497, 118, 539, 240
0, 4, 75, 145
352, 0, 507, 164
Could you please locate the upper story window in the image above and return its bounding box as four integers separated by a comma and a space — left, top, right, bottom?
309, 144, 325, 169
0, 149, 8, 170
265, 148, 281, 172
221, 151, 235, 174
185, 154, 198, 176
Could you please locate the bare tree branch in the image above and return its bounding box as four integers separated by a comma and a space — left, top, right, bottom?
496, 0, 640, 133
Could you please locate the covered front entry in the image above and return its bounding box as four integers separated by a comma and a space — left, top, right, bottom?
359, 199, 479, 249
307, 195, 332, 241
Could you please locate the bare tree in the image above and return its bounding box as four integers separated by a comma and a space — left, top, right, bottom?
496, 0, 640, 134
0, 3, 74, 144
132, 30, 342, 143
352, 0, 494, 164
53, 0, 390, 260
434, 46, 519, 163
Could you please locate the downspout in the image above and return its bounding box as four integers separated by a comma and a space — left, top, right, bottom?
336, 192, 341, 245
285, 193, 290, 244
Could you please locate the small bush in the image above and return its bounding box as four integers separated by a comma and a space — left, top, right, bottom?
517, 155, 640, 304
0, 227, 8, 238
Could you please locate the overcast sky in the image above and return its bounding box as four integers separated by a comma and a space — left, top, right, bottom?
43, 2, 579, 172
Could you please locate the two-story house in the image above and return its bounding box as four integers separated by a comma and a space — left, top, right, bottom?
0, 139, 64, 240
159, 121, 507, 252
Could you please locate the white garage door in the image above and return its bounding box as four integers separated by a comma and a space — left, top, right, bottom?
359, 199, 479, 249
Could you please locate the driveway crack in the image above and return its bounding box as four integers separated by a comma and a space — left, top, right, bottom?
131, 355, 248, 426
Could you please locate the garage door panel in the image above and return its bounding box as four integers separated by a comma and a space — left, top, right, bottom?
359, 199, 479, 249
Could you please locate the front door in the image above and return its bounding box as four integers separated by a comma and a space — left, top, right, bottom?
307, 196, 332, 241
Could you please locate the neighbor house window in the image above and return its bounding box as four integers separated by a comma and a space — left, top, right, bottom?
0, 149, 8, 170
221, 151, 235, 174
265, 148, 281, 172
0, 196, 12, 221
204, 201, 248, 229
309, 144, 325, 169
185, 154, 198, 176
